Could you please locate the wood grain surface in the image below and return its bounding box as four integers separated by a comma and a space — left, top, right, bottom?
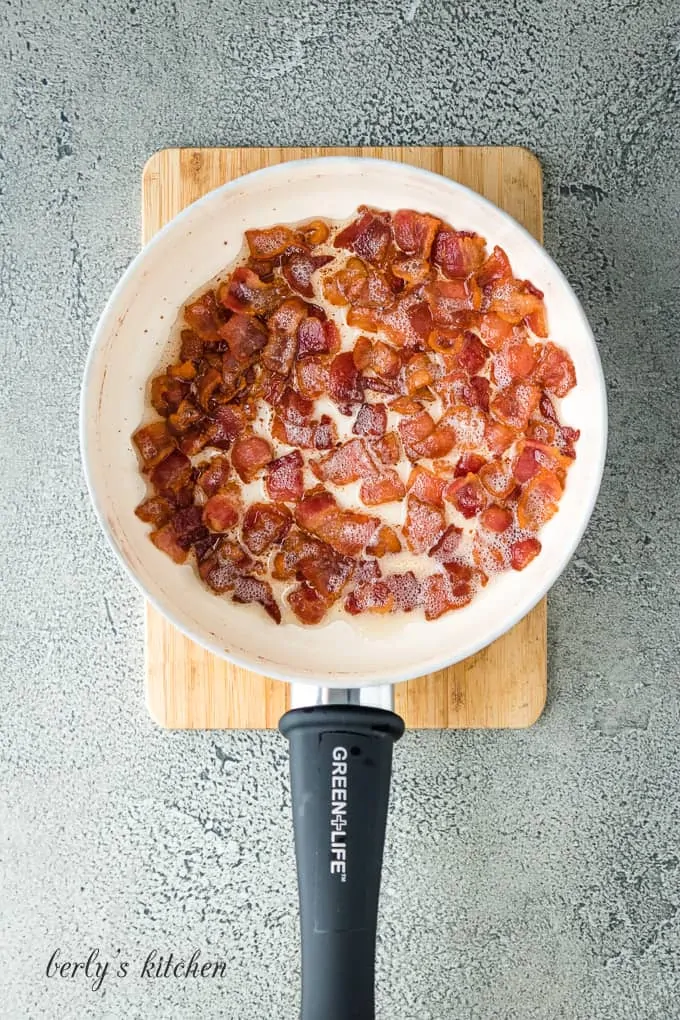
142, 146, 547, 730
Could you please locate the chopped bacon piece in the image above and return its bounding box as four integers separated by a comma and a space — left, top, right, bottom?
490, 381, 541, 430
404, 352, 436, 394
296, 355, 329, 398
245, 225, 301, 259
353, 402, 387, 439
432, 229, 486, 279
133, 422, 177, 468
485, 277, 544, 325
334, 209, 392, 265
150, 522, 189, 564
312, 438, 377, 485
271, 387, 317, 447
168, 360, 197, 382
262, 297, 307, 375
511, 537, 542, 570
477, 311, 516, 351
429, 524, 463, 563
168, 398, 203, 435
371, 340, 402, 378
444, 473, 487, 519
427, 279, 483, 326
443, 404, 486, 449
209, 404, 247, 447
513, 444, 540, 483
481, 505, 513, 533
392, 209, 441, 258
422, 572, 471, 619
403, 495, 445, 554
367, 524, 402, 557
196, 455, 232, 497
299, 219, 330, 246
476, 245, 511, 287
178, 428, 210, 456
195, 365, 223, 411
399, 411, 456, 460
184, 291, 224, 340
352, 335, 373, 370
271, 529, 323, 580
454, 452, 487, 477
479, 460, 516, 498
491, 340, 539, 386
297, 316, 340, 358
202, 485, 242, 532
485, 418, 518, 455
282, 253, 333, 298
265, 450, 304, 503
390, 396, 425, 415
298, 545, 355, 599
372, 431, 401, 465
463, 375, 491, 412
218, 313, 268, 363
179, 329, 204, 362
535, 342, 577, 397
295, 489, 380, 556
345, 580, 395, 615
149, 449, 192, 497
231, 435, 272, 482
135, 496, 175, 527
457, 332, 490, 374
150, 374, 188, 417
392, 255, 431, 285
517, 469, 563, 531
218, 267, 287, 317
328, 351, 364, 405
288, 582, 328, 624
171, 506, 209, 549
314, 415, 338, 450
232, 575, 281, 624
360, 471, 406, 505
242, 502, 292, 554
407, 465, 446, 506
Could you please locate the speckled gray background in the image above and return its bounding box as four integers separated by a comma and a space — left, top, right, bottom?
1, 1, 679, 1018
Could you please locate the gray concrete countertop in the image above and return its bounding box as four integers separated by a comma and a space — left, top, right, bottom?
1, 2, 679, 1017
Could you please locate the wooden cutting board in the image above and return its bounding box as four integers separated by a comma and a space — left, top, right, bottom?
142, 146, 547, 730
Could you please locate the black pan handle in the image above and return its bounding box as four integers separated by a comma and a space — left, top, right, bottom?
279, 703, 405, 1020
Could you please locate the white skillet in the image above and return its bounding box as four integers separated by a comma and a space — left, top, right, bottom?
80, 157, 607, 1020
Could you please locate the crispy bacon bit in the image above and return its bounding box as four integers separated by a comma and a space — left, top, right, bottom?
335, 210, 392, 265
231, 435, 272, 482
184, 291, 224, 340
312, 438, 377, 485
407, 465, 446, 506
218, 267, 287, 317
203, 485, 242, 532
232, 575, 281, 624
242, 502, 292, 554
245, 225, 300, 259
288, 582, 328, 624
151, 522, 189, 564
481, 505, 513, 533
136, 210, 578, 625
360, 471, 406, 506
295, 489, 380, 557
367, 524, 402, 557
444, 473, 487, 519
432, 229, 486, 279
133, 422, 176, 468
511, 537, 542, 570
403, 495, 445, 554
196, 455, 231, 497
328, 351, 364, 406
353, 402, 387, 439
490, 381, 541, 430
535, 342, 577, 397
476, 245, 511, 287
265, 450, 304, 503
149, 449, 191, 497
282, 253, 333, 298
479, 459, 516, 498
429, 524, 463, 563
517, 469, 563, 531
296, 355, 329, 398
393, 209, 441, 258
135, 496, 175, 527
218, 312, 268, 365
